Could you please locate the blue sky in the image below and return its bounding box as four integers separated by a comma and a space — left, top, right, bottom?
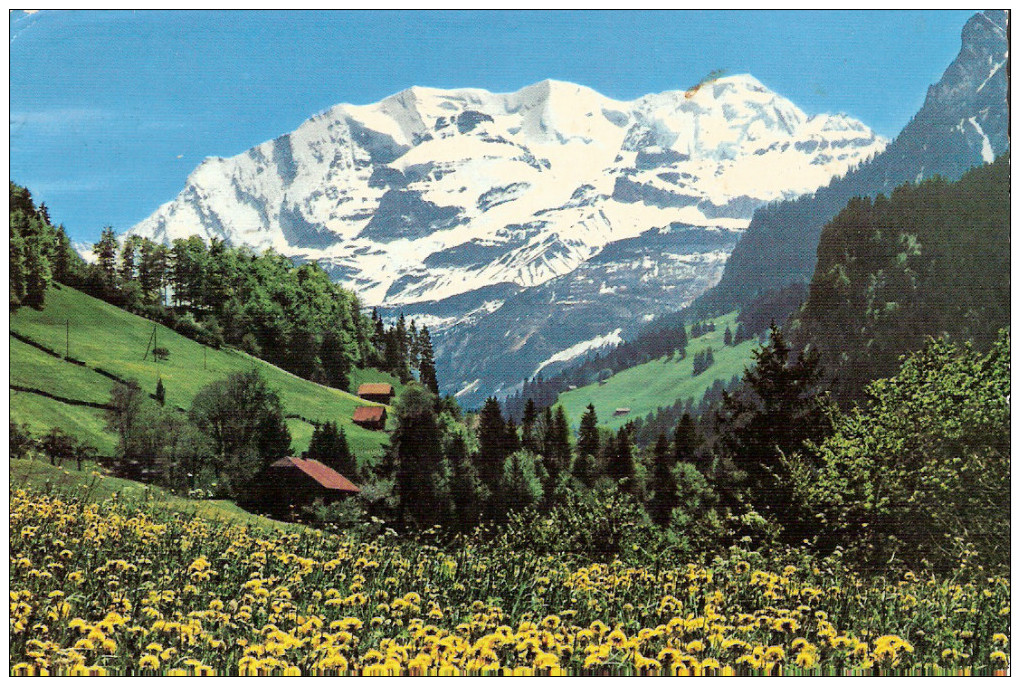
10, 10, 976, 241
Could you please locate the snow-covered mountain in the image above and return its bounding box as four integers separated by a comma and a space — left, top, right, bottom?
128, 74, 886, 404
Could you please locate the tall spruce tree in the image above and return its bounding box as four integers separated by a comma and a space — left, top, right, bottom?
573, 403, 600, 486
94, 227, 119, 285
390, 385, 444, 525
715, 324, 831, 540
476, 397, 508, 497
541, 406, 572, 485
607, 427, 636, 494
673, 413, 701, 464
417, 327, 440, 394
648, 433, 678, 525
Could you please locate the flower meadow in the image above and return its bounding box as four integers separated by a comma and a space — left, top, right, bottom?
10, 487, 1010, 676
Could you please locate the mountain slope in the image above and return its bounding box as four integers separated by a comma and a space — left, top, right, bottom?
695, 10, 1009, 316
792, 153, 1010, 402
10, 284, 395, 461
126, 76, 885, 405
555, 312, 755, 431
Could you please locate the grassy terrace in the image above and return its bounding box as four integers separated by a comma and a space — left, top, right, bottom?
9, 284, 398, 463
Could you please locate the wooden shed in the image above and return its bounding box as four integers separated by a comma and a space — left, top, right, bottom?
252, 456, 359, 518
357, 383, 395, 404
613, 407, 632, 417
353, 405, 388, 430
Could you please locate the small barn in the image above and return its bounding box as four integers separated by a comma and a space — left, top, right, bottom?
357, 383, 395, 404
353, 405, 388, 430
613, 407, 632, 417
253, 456, 359, 518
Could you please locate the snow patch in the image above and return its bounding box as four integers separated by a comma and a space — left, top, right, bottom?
531, 329, 623, 377
967, 117, 995, 163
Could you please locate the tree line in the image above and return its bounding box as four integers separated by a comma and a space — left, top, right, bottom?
9, 181, 439, 393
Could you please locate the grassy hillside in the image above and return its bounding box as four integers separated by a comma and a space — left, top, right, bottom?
10, 457, 296, 531
10, 284, 398, 463
557, 312, 756, 430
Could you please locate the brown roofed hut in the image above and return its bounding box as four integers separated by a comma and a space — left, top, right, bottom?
352, 405, 387, 430
357, 383, 395, 404
252, 456, 360, 519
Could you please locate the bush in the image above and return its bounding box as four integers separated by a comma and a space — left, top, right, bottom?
791, 333, 1010, 572
501, 486, 658, 562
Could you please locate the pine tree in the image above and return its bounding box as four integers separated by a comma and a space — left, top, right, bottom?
390, 386, 444, 525
716, 323, 831, 539
52, 225, 76, 284
94, 227, 119, 285
22, 237, 51, 310
321, 330, 353, 390
119, 234, 140, 282
724, 326, 733, 346
607, 427, 636, 493
521, 398, 539, 452
417, 327, 440, 394
500, 451, 544, 514
673, 412, 701, 463
476, 397, 508, 496
447, 429, 482, 529
648, 433, 678, 525
573, 403, 600, 486
155, 378, 166, 407
540, 406, 572, 485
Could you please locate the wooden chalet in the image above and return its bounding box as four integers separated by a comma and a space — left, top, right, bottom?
613, 407, 632, 417
352, 405, 388, 430
252, 456, 360, 518
357, 382, 395, 404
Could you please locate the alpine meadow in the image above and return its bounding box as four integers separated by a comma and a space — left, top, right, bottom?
8, 10, 1010, 676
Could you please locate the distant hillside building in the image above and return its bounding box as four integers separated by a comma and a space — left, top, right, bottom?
252, 456, 359, 518
353, 405, 387, 430
357, 383, 395, 404
613, 407, 631, 417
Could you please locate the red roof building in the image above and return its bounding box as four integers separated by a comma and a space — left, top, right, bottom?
252, 456, 360, 519
357, 383, 395, 404
352, 405, 388, 430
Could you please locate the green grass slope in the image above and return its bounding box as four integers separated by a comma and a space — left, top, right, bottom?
10, 457, 296, 531
10, 284, 396, 464
556, 312, 756, 430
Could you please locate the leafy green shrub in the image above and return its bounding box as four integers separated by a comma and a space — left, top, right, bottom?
791, 332, 1010, 572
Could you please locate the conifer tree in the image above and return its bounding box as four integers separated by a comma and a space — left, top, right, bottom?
476, 397, 508, 496
119, 234, 140, 282
94, 227, 119, 285
724, 326, 733, 346
520, 398, 539, 452
390, 386, 444, 525
155, 378, 166, 407
673, 412, 701, 463
573, 403, 600, 485
9, 232, 26, 309
22, 238, 51, 310
607, 427, 636, 493
417, 327, 440, 394
648, 433, 678, 525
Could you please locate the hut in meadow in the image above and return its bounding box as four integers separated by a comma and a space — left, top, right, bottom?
253, 456, 359, 518
352, 405, 388, 430
357, 383, 395, 404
